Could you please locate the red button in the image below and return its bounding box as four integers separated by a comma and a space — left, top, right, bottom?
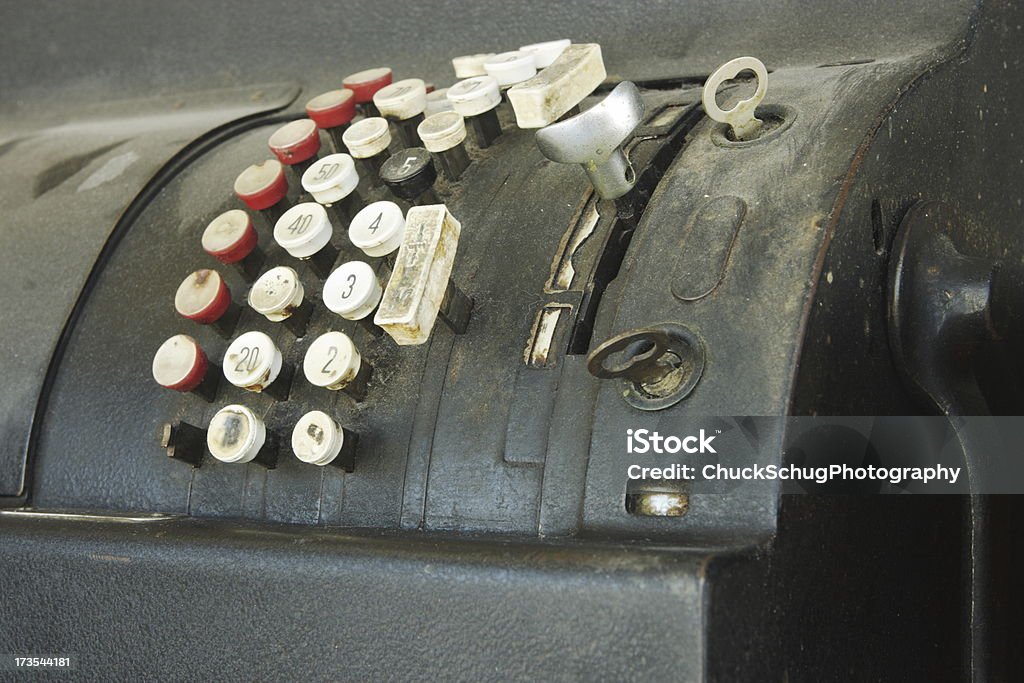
202, 209, 258, 264
234, 160, 288, 210
306, 89, 357, 129
152, 334, 209, 392
268, 119, 322, 165
174, 270, 232, 324
343, 67, 393, 104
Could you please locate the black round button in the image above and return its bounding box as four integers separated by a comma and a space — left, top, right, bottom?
379, 148, 437, 201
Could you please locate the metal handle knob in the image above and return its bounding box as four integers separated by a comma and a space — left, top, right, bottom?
534, 81, 645, 200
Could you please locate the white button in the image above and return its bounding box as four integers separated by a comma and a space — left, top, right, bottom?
483, 51, 537, 87
323, 261, 382, 320
291, 410, 346, 466
342, 117, 392, 158
248, 266, 305, 322
519, 39, 571, 68
508, 43, 606, 128
301, 154, 359, 205
446, 76, 502, 117
273, 202, 333, 259
303, 331, 361, 390
452, 53, 495, 78
417, 111, 467, 153
223, 331, 283, 391
373, 78, 427, 120
207, 404, 266, 464
374, 205, 461, 345
425, 88, 455, 116
348, 200, 406, 257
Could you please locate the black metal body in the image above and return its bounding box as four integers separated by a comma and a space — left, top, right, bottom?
1, 0, 1022, 679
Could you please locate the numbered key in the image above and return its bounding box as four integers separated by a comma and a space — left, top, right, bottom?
202, 209, 265, 282
425, 88, 454, 116
483, 51, 537, 88
305, 89, 356, 153
508, 43, 605, 128
174, 269, 240, 338
268, 118, 322, 181
446, 76, 502, 148
302, 331, 373, 400
343, 67, 393, 117
323, 260, 383, 335
373, 78, 428, 148
301, 153, 365, 224
222, 331, 293, 401
342, 117, 392, 187
207, 404, 278, 468
273, 202, 339, 278
418, 111, 470, 181
374, 204, 473, 344
234, 159, 290, 226
519, 39, 571, 68
248, 265, 314, 337
380, 148, 439, 205
152, 334, 219, 402
291, 410, 358, 470
452, 53, 495, 78
348, 200, 406, 261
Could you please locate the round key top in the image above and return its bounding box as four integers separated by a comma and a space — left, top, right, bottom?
380, 148, 438, 204
447, 76, 502, 117
234, 159, 288, 211
268, 119, 321, 166
452, 53, 495, 78
520, 39, 571, 68
223, 331, 283, 391
202, 209, 257, 265
323, 261, 382, 321
174, 269, 231, 324
292, 410, 349, 466
301, 154, 360, 205
484, 51, 537, 87
273, 202, 333, 259
348, 200, 405, 257
418, 111, 470, 181
373, 78, 427, 120
305, 89, 357, 129
201, 209, 264, 281
248, 266, 305, 321
342, 117, 392, 159
207, 404, 267, 464
418, 111, 467, 153
425, 88, 454, 116
152, 334, 209, 393
343, 67, 393, 104
303, 331, 363, 390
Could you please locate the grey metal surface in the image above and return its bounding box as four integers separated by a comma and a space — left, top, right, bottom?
0, 0, 973, 114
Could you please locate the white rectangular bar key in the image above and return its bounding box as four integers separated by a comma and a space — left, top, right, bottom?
374, 205, 463, 345
508, 43, 606, 129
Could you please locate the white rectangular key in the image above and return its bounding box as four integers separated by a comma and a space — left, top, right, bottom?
508, 43, 606, 129
374, 205, 462, 345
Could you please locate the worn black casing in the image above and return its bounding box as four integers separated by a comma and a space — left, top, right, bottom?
2, 0, 1023, 680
